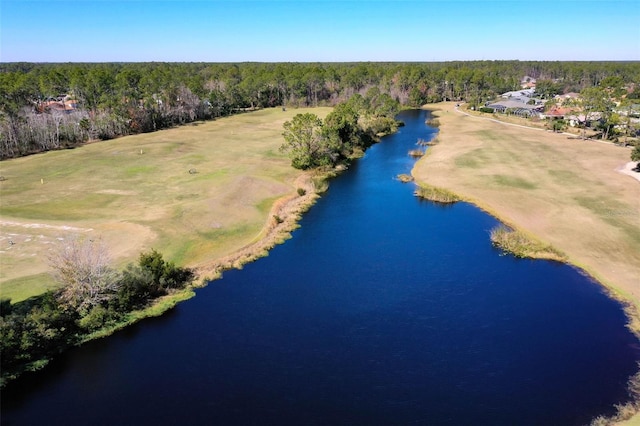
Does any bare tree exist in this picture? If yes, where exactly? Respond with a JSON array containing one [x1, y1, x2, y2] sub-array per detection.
[[49, 237, 120, 314]]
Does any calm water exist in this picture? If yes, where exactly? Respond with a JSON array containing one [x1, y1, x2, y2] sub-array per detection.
[[3, 110, 639, 425]]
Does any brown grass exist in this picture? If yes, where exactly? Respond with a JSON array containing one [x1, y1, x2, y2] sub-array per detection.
[[490, 225, 566, 261], [414, 183, 460, 204]]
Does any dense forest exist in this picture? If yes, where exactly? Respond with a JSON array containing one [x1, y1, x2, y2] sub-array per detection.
[[1, 61, 639, 159]]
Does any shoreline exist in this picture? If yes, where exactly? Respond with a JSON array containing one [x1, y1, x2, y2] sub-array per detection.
[[1, 172, 325, 387], [413, 170, 640, 425], [413, 103, 640, 320], [194, 171, 325, 283], [412, 102, 640, 424]]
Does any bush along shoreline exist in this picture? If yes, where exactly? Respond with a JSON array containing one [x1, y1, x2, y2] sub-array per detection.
[[0, 246, 195, 387], [490, 224, 567, 261]]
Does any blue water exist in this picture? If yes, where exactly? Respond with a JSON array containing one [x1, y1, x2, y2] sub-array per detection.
[[3, 110, 639, 425]]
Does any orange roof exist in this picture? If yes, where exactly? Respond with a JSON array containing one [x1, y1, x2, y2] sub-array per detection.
[[546, 107, 572, 117]]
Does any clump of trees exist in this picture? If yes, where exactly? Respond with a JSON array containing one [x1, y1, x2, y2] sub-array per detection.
[[0, 239, 194, 386], [280, 92, 400, 169]]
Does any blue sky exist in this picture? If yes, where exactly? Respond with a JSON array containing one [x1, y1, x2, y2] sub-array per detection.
[[1, 0, 639, 62]]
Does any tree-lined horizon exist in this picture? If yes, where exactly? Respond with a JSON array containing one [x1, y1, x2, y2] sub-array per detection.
[[1, 61, 639, 159]]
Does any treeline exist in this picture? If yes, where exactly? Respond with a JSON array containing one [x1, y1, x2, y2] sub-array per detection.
[[1, 61, 639, 159], [0, 244, 194, 386]]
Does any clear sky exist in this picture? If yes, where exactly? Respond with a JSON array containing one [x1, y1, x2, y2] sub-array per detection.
[[1, 0, 639, 62]]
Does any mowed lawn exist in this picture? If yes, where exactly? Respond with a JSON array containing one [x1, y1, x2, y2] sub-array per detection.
[[0, 107, 331, 302], [413, 103, 640, 315]]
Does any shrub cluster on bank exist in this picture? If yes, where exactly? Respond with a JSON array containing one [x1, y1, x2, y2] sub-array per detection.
[[0, 247, 194, 387]]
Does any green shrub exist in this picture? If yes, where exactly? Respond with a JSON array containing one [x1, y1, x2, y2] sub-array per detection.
[[78, 305, 111, 331]]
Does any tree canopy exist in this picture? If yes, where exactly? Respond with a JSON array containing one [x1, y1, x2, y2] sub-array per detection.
[[1, 61, 639, 159]]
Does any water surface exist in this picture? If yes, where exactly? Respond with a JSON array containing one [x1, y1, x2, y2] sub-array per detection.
[[3, 110, 639, 425]]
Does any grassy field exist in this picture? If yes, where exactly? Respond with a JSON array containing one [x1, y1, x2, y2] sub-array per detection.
[[413, 102, 640, 328], [0, 107, 331, 302]]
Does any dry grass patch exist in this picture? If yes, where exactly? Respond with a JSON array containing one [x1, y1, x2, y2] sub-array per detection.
[[490, 225, 566, 261], [414, 183, 460, 204]]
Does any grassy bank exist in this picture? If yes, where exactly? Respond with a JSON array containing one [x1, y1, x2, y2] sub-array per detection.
[[413, 102, 639, 317], [0, 107, 331, 302], [412, 102, 640, 425]]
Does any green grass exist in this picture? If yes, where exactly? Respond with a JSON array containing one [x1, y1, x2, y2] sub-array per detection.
[[0, 273, 60, 303], [547, 169, 582, 185], [2, 193, 120, 220], [123, 165, 158, 177], [256, 196, 282, 214], [574, 196, 640, 246], [454, 155, 481, 168], [491, 175, 537, 190]]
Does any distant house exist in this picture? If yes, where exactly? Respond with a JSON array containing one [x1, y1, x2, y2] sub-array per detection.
[[521, 76, 537, 89], [553, 93, 580, 105], [36, 96, 78, 114], [486, 98, 544, 117], [542, 107, 573, 120], [501, 88, 536, 99], [565, 112, 602, 127]]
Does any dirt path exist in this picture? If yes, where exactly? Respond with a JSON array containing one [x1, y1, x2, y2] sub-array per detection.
[[0, 220, 93, 232]]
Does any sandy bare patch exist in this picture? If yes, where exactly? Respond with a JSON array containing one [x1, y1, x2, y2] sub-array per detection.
[[0, 220, 93, 232], [619, 161, 640, 183], [0, 220, 156, 287], [96, 189, 137, 195]]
